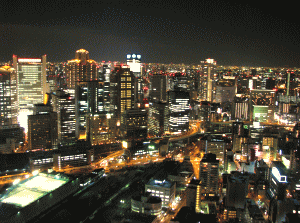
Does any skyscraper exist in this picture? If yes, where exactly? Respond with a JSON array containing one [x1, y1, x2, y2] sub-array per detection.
[[168, 91, 190, 134], [110, 66, 135, 122], [198, 59, 216, 102], [198, 153, 219, 195], [28, 104, 57, 151], [149, 73, 167, 103], [65, 49, 98, 90], [75, 80, 105, 139], [127, 54, 142, 103], [13, 55, 48, 130], [51, 90, 75, 146], [0, 66, 18, 126]]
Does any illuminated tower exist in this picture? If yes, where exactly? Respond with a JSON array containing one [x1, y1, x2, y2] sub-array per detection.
[[0, 66, 18, 126], [168, 91, 190, 134], [65, 49, 98, 90], [13, 55, 48, 130], [126, 54, 142, 104], [199, 59, 216, 102], [109, 66, 135, 139]]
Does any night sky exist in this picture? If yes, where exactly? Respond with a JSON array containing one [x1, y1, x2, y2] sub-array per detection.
[[1, 0, 300, 67]]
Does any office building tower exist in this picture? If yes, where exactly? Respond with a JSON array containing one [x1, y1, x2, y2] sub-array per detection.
[[200, 135, 231, 168], [109, 66, 135, 135], [51, 90, 75, 146], [65, 49, 98, 90], [198, 153, 219, 195], [148, 102, 168, 137], [250, 89, 276, 122], [170, 72, 190, 92], [13, 55, 48, 130], [215, 79, 236, 104], [75, 81, 105, 139], [149, 73, 167, 102], [99, 64, 111, 113], [267, 161, 288, 201], [168, 91, 190, 134], [199, 101, 211, 122], [145, 179, 176, 207], [28, 104, 57, 151], [232, 96, 250, 121], [127, 54, 143, 103], [198, 59, 216, 102], [0, 66, 18, 126], [120, 108, 148, 147], [0, 124, 24, 154], [226, 172, 249, 209]]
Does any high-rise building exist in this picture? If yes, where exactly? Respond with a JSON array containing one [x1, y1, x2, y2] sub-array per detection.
[[75, 81, 105, 139], [110, 66, 135, 137], [127, 54, 143, 103], [168, 91, 190, 134], [226, 172, 249, 209], [215, 79, 236, 104], [65, 49, 98, 90], [198, 153, 219, 195], [0, 66, 18, 126], [148, 102, 168, 137], [149, 73, 167, 103], [250, 89, 276, 122], [232, 96, 250, 121], [13, 55, 48, 130], [198, 59, 216, 102], [27, 104, 57, 151], [120, 108, 148, 146], [51, 90, 75, 146]]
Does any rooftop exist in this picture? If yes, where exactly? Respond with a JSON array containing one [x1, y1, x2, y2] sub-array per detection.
[[0, 173, 69, 208], [146, 179, 174, 189]]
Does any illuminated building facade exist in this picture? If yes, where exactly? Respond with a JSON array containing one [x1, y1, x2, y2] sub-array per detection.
[[145, 179, 176, 207], [65, 49, 98, 90], [131, 191, 162, 216], [148, 102, 168, 137], [250, 89, 276, 122], [28, 104, 57, 151], [198, 153, 219, 195], [75, 81, 105, 139], [120, 108, 148, 144], [232, 96, 250, 121], [267, 161, 288, 200], [109, 66, 135, 137], [13, 55, 48, 130], [51, 90, 75, 146], [198, 59, 216, 102], [0, 66, 18, 126], [127, 54, 143, 103], [168, 91, 190, 134]]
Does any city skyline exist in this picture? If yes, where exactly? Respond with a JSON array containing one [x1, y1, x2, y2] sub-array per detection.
[[1, 1, 300, 67]]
